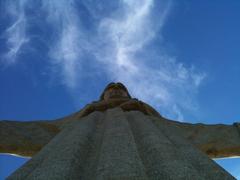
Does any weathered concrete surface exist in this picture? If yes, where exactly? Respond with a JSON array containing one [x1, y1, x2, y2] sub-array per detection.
[[7, 108, 236, 180], [0, 97, 161, 157], [0, 120, 59, 157], [1, 82, 239, 179], [2, 88, 239, 159], [151, 116, 240, 158]]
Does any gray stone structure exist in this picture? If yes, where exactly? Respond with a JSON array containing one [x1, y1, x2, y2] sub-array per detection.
[[1, 82, 239, 179]]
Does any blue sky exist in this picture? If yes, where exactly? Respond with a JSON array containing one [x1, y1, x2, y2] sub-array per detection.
[[0, 0, 240, 179]]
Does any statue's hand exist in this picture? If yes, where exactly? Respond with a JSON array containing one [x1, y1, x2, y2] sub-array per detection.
[[78, 101, 109, 118], [78, 104, 96, 118], [78, 98, 160, 118], [119, 99, 146, 113], [120, 99, 160, 117], [79, 99, 141, 118]]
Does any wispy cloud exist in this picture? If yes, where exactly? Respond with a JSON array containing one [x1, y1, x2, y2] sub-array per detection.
[[42, 0, 88, 88], [1, 0, 206, 120], [95, 0, 205, 120], [2, 0, 29, 64]]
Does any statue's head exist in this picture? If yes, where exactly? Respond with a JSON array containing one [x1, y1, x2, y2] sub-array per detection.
[[100, 82, 131, 100]]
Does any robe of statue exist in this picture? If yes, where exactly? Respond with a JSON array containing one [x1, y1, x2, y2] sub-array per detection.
[[1, 82, 240, 180]]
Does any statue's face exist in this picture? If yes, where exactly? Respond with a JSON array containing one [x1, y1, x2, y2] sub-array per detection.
[[103, 83, 129, 100]]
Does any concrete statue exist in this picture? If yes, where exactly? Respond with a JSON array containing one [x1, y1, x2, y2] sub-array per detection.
[[1, 82, 239, 179]]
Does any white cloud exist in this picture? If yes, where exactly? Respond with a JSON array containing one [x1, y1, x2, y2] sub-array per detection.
[[1, 0, 206, 120], [2, 0, 29, 64], [42, 0, 88, 88], [95, 0, 206, 120]]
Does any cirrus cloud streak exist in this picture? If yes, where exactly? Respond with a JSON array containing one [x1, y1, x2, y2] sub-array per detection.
[[1, 0, 206, 120]]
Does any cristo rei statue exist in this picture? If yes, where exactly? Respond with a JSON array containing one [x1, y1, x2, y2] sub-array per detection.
[[1, 82, 239, 179]]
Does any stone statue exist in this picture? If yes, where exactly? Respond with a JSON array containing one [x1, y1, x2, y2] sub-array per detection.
[[1, 82, 239, 179]]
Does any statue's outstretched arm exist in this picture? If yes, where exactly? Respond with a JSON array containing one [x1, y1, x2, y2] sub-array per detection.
[[163, 119, 240, 158], [0, 100, 147, 157], [0, 102, 98, 157], [0, 120, 60, 157]]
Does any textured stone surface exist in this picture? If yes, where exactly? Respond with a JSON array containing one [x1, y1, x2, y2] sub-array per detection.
[[8, 112, 100, 179], [1, 82, 239, 179], [0, 120, 59, 156], [95, 108, 147, 179], [151, 116, 240, 158], [7, 108, 236, 180]]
